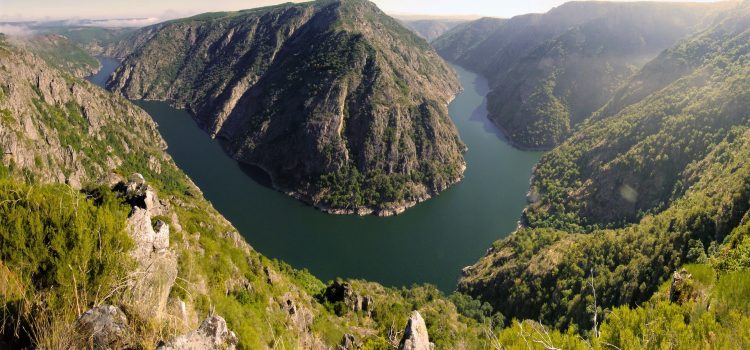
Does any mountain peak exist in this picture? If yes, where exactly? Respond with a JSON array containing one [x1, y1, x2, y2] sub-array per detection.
[[106, 0, 464, 215]]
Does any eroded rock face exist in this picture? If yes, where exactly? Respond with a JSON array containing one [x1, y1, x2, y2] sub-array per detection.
[[157, 315, 238, 350], [0, 38, 166, 190], [76, 305, 131, 350], [398, 311, 433, 350], [121, 174, 178, 319]]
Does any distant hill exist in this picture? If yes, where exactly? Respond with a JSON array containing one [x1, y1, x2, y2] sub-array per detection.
[[459, 0, 750, 335], [434, 1, 727, 149], [396, 15, 479, 41]]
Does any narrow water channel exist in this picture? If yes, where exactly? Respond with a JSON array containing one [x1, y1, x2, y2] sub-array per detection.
[[89, 58, 543, 292]]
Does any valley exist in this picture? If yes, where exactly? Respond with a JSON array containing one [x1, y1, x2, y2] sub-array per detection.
[[2, 0, 750, 348], [91, 58, 542, 292]]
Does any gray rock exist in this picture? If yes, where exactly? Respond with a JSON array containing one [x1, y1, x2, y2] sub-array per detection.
[[398, 311, 433, 350], [76, 305, 130, 350], [337, 333, 356, 350], [128, 173, 146, 185], [123, 178, 177, 319], [157, 315, 238, 350], [153, 220, 170, 252]]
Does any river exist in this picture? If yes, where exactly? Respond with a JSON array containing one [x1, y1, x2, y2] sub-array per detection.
[[88, 57, 543, 292]]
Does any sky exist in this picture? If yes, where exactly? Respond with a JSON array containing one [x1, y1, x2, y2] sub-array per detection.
[[0, 0, 721, 23]]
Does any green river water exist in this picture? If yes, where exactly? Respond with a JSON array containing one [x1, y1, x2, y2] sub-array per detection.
[[89, 58, 543, 292]]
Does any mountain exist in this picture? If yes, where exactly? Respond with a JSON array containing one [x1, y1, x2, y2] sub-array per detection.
[[3, 4, 750, 347], [35, 26, 137, 56], [12, 34, 100, 78], [396, 16, 476, 42], [434, 1, 725, 149], [0, 34, 490, 349], [459, 0, 750, 333], [105, 0, 466, 216]]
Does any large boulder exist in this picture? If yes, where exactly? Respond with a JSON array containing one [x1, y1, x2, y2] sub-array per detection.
[[76, 305, 131, 349], [398, 311, 433, 350], [157, 315, 238, 350]]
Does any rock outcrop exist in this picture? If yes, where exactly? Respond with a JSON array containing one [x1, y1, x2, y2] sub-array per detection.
[[669, 269, 699, 305], [76, 305, 131, 350], [157, 315, 238, 350], [338, 333, 357, 350], [323, 280, 374, 316], [106, 0, 465, 215], [398, 311, 433, 350], [120, 174, 178, 319]]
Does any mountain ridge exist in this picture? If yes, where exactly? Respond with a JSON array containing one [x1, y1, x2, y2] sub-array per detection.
[[105, 0, 466, 216], [434, 1, 729, 149]]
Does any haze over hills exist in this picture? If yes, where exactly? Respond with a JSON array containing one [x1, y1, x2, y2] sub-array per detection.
[[434, 1, 729, 149], [105, 0, 466, 216], [395, 15, 478, 42], [1, 0, 750, 349]]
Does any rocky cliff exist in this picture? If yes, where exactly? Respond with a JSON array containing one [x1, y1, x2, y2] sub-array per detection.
[[0, 34, 168, 188], [106, 0, 465, 216], [434, 1, 726, 149]]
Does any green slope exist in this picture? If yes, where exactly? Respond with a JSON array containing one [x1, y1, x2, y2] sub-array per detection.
[[459, 2, 750, 338]]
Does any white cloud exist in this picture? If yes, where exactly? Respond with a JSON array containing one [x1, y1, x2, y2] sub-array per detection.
[[0, 24, 35, 37]]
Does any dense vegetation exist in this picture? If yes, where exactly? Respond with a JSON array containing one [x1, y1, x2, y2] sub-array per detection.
[[434, 1, 725, 149], [0, 178, 133, 348], [105, 0, 466, 215], [460, 3, 750, 346]]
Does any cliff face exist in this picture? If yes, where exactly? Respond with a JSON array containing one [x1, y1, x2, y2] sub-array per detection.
[[106, 0, 465, 215], [434, 1, 725, 149], [0, 35, 167, 189]]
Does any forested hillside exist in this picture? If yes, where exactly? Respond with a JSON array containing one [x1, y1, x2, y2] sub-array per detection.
[[434, 1, 725, 149], [459, 2, 750, 344]]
